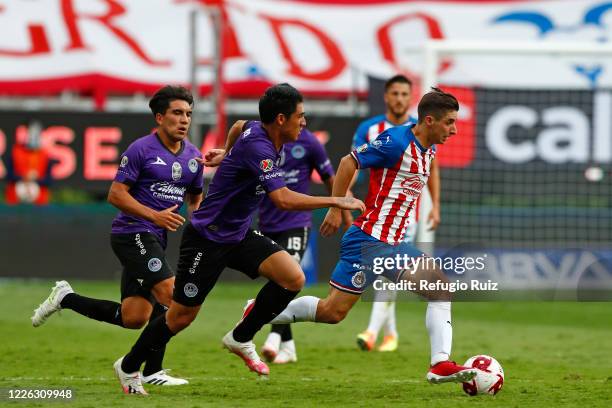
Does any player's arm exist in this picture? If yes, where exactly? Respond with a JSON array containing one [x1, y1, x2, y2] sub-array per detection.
[[320, 154, 359, 237], [185, 192, 203, 219], [267, 186, 364, 212], [107, 181, 185, 231], [202, 120, 247, 167], [323, 175, 354, 229], [427, 157, 441, 230]]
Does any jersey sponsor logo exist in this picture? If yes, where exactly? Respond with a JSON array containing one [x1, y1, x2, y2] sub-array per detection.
[[255, 184, 266, 195], [356, 143, 368, 153], [172, 162, 182, 181], [291, 144, 305, 159], [150, 182, 186, 202], [260, 159, 274, 172], [351, 270, 367, 288], [184, 283, 198, 298], [400, 175, 426, 197], [120, 155, 129, 168], [188, 158, 198, 173], [148, 257, 162, 272], [152, 156, 167, 166]]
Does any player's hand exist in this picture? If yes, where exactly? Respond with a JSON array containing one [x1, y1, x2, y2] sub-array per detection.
[[320, 208, 342, 237], [341, 209, 354, 231], [198, 149, 226, 167], [427, 205, 441, 231], [333, 196, 365, 212], [153, 204, 185, 231]]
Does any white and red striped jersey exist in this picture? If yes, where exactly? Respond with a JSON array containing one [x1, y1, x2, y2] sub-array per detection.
[[351, 125, 435, 245]]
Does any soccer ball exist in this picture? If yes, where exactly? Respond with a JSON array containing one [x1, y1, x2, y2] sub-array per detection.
[[461, 355, 504, 396]]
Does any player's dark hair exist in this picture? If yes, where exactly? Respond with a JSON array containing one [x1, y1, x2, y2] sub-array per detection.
[[384, 74, 412, 91], [149, 85, 194, 116], [417, 87, 459, 122], [259, 83, 303, 124]]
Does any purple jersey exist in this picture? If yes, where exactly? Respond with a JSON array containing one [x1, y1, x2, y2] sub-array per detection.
[[258, 128, 334, 234], [111, 132, 204, 248], [191, 121, 286, 243]]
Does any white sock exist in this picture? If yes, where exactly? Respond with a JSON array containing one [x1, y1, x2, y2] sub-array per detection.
[[366, 301, 389, 336], [383, 301, 398, 338], [270, 296, 319, 324], [279, 339, 296, 354], [426, 301, 452, 365], [264, 332, 281, 351]]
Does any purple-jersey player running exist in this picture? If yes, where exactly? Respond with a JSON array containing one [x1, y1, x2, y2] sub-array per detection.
[[259, 88, 478, 385], [31, 86, 203, 387], [112, 83, 365, 394], [256, 126, 352, 364]]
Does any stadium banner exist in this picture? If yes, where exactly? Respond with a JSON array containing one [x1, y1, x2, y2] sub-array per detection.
[[2, 0, 612, 99]]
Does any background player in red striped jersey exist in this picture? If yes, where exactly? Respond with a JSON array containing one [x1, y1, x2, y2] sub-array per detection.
[[254, 88, 477, 384], [351, 75, 441, 352]]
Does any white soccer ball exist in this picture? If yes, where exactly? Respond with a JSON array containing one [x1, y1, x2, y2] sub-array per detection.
[[461, 355, 504, 396]]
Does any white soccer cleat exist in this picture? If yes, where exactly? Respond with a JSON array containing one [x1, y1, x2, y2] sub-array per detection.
[[261, 332, 281, 362], [142, 369, 189, 386], [31, 280, 73, 327], [273, 340, 297, 364], [114, 357, 148, 395], [222, 330, 269, 376]]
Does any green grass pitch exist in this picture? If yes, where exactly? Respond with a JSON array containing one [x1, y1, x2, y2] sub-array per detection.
[[1, 280, 611, 407]]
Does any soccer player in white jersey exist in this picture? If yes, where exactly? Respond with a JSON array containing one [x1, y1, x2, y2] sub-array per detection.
[[352, 75, 440, 352], [253, 88, 477, 383]]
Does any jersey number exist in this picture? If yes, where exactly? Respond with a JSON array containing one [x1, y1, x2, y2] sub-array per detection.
[[287, 237, 302, 251]]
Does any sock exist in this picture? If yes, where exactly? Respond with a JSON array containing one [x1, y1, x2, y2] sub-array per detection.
[[269, 296, 319, 324], [271, 324, 293, 342], [366, 301, 389, 337], [280, 339, 296, 354], [232, 281, 299, 342], [142, 303, 168, 376], [280, 324, 293, 342], [383, 301, 398, 338], [60, 293, 123, 327], [426, 301, 452, 365], [121, 314, 176, 374]]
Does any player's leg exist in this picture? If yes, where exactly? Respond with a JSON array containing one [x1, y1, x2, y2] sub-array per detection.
[[224, 231, 302, 375], [399, 258, 476, 384], [378, 298, 399, 352], [114, 224, 223, 394], [357, 288, 392, 351], [31, 232, 158, 328], [262, 227, 308, 363]]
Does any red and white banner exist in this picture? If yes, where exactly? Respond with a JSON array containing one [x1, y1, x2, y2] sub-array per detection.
[[1, 0, 612, 101]]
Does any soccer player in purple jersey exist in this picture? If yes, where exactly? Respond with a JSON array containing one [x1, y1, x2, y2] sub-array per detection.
[[261, 88, 478, 385], [31, 86, 203, 387], [112, 83, 365, 394], [257, 126, 352, 364], [352, 75, 441, 353]]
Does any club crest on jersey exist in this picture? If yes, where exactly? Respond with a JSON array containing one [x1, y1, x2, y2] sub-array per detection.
[[260, 159, 274, 172], [356, 143, 368, 153], [172, 162, 182, 181], [148, 257, 162, 272], [184, 283, 198, 298], [371, 139, 383, 149], [291, 145, 305, 159], [188, 158, 198, 173], [120, 156, 128, 168], [351, 271, 366, 288]]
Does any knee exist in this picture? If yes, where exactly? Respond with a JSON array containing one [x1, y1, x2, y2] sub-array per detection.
[[167, 311, 196, 333], [122, 314, 148, 329], [285, 272, 305, 292], [317, 303, 348, 324]]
